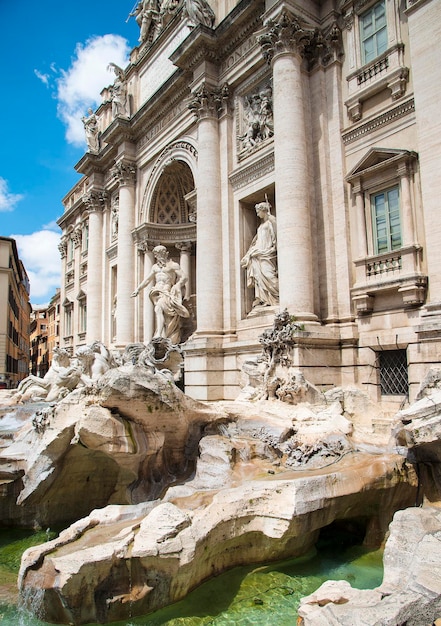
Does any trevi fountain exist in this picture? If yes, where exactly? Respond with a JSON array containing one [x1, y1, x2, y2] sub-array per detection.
[[0, 310, 440, 625]]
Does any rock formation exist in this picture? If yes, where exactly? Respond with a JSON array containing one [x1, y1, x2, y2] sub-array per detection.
[[1, 327, 441, 624], [298, 506, 441, 625]]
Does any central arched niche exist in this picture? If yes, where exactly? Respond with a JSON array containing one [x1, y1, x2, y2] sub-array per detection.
[[147, 159, 197, 343], [149, 160, 195, 225]]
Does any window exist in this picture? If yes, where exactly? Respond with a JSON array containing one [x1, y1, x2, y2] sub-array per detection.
[[64, 307, 72, 337], [79, 299, 87, 333], [360, 0, 387, 65], [379, 349, 408, 395], [372, 186, 401, 254]]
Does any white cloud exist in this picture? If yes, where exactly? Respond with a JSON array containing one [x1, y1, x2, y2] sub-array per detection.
[[56, 34, 131, 146], [34, 69, 50, 86], [0, 177, 23, 212], [12, 230, 61, 305]]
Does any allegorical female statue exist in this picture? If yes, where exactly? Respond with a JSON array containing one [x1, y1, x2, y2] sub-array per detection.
[[241, 199, 279, 308], [81, 108, 100, 153]]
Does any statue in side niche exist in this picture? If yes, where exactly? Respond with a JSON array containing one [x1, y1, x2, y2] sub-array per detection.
[[131, 245, 189, 344], [107, 63, 129, 118], [184, 0, 215, 28], [81, 108, 100, 153], [241, 198, 279, 308]]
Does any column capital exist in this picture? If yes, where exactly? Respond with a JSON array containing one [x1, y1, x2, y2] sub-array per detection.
[[137, 240, 154, 254], [188, 82, 230, 120], [58, 237, 68, 259], [82, 189, 108, 213], [111, 159, 137, 187], [257, 10, 342, 68], [175, 241, 192, 252]]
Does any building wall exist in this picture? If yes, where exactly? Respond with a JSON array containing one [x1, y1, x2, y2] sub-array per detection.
[[57, 0, 441, 407], [0, 237, 31, 388]]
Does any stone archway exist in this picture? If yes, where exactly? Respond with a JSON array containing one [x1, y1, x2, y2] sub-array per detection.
[[134, 158, 197, 344]]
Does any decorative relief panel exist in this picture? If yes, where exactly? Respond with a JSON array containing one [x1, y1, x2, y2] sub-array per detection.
[[237, 84, 274, 156]]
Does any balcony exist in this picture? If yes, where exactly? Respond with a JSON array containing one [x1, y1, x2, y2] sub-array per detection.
[[351, 245, 427, 314], [345, 44, 409, 122]]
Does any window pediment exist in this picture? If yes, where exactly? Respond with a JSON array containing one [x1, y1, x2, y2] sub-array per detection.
[[347, 148, 417, 182]]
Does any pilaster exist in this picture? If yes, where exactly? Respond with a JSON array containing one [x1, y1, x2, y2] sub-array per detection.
[[82, 189, 107, 342], [112, 158, 137, 346], [189, 82, 229, 335]]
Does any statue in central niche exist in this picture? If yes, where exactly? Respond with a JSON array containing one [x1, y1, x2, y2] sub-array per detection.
[[241, 199, 279, 308], [132, 245, 189, 344]]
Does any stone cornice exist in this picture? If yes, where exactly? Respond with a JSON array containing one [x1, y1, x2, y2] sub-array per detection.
[[342, 98, 415, 145], [100, 118, 135, 149], [133, 222, 196, 246], [229, 150, 275, 190], [171, 0, 264, 72]]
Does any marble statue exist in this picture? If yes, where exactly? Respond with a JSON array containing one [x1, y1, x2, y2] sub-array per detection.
[[74, 341, 116, 383], [108, 63, 129, 118], [130, 0, 161, 43], [81, 108, 100, 153], [241, 198, 279, 308], [111, 197, 119, 240], [14, 347, 84, 403], [131, 245, 189, 344], [184, 0, 215, 28]]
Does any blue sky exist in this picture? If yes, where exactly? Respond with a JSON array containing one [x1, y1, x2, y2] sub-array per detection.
[[0, 1, 140, 305]]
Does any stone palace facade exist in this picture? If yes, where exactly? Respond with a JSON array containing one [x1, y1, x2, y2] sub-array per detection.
[[58, 0, 441, 405]]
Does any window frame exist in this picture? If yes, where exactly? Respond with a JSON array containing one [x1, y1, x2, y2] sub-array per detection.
[[371, 185, 401, 255], [359, 0, 388, 65]]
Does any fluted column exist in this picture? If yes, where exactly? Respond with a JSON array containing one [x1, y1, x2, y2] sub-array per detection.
[[189, 83, 227, 334], [258, 11, 316, 320], [176, 242, 192, 300], [112, 159, 137, 345], [83, 190, 106, 342], [140, 243, 154, 342]]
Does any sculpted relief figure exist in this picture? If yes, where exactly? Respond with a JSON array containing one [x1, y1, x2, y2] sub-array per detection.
[[132, 245, 189, 344], [184, 0, 215, 28], [240, 86, 274, 152], [81, 108, 100, 153], [107, 63, 129, 118], [241, 199, 279, 308]]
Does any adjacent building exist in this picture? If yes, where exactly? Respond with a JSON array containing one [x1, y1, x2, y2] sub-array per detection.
[[0, 237, 31, 388], [30, 307, 50, 378], [57, 0, 441, 407]]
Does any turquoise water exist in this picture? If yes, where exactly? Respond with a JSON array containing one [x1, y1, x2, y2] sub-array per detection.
[[0, 528, 383, 626]]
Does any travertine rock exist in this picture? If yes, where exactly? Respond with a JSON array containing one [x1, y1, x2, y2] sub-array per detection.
[[298, 506, 441, 626], [18, 452, 417, 624]]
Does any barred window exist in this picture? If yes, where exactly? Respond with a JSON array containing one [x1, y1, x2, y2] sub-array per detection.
[[379, 349, 408, 395]]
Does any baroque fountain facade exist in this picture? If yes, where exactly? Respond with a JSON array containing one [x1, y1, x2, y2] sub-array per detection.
[[3, 0, 441, 623]]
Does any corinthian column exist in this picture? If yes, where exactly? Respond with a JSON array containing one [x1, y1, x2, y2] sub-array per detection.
[[189, 83, 227, 334], [112, 159, 136, 345], [83, 190, 106, 342], [258, 11, 316, 320]]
